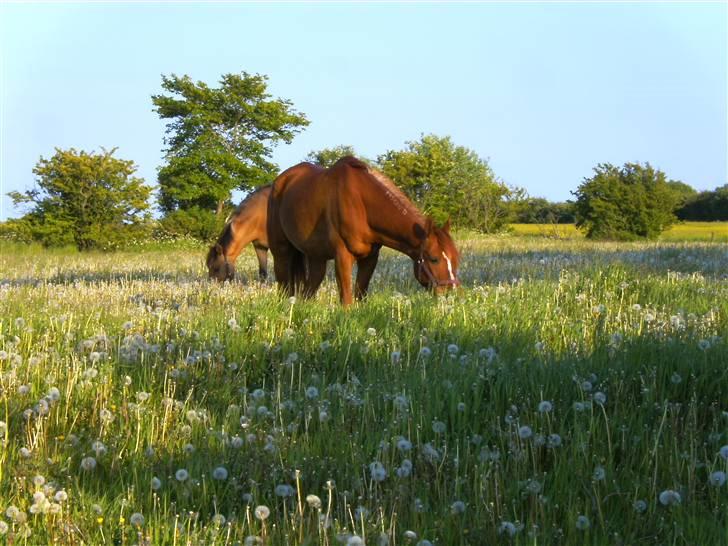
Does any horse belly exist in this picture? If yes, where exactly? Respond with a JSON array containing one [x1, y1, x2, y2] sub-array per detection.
[[280, 199, 335, 259]]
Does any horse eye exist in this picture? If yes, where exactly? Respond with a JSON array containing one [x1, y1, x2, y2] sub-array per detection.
[[429, 256, 439, 264]]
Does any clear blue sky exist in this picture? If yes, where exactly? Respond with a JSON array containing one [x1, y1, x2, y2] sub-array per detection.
[[1, 1, 726, 220]]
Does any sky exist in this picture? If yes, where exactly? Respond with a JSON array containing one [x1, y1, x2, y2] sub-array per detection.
[[1, 1, 726, 220]]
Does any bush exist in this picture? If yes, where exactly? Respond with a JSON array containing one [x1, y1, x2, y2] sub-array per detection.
[[7, 147, 151, 251], [573, 162, 678, 240]]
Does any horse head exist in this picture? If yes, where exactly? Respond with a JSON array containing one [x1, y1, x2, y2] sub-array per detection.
[[206, 243, 235, 282], [412, 218, 461, 293]]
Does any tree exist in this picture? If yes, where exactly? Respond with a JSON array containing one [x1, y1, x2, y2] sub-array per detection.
[[377, 134, 511, 232], [573, 162, 678, 240], [152, 72, 309, 237], [509, 196, 575, 224], [6, 148, 151, 250], [677, 184, 728, 221], [666, 180, 697, 210], [304, 145, 360, 168]]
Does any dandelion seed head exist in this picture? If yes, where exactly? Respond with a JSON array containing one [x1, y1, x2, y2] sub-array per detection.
[[518, 425, 533, 439], [306, 494, 322, 509], [575, 515, 590, 530], [80, 456, 97, 471], [538, 400, 553, 413], [709, 471, 726, 487], [274, 484, 294, 497], [432, 420, 446, 434], [212, 466, 228, 480], [254, 505, 270, 520], [498, 521, 517, 537], [718, 445, 728, 460], [658, 489, 682, 506], [369, 461, 387, 482]]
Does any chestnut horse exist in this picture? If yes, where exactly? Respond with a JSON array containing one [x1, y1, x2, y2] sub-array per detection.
[[206, 185, 271, 282], [267, 156, 460, 305]]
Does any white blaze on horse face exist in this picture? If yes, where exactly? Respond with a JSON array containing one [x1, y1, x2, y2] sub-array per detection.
[[442, 251, 455, 281]]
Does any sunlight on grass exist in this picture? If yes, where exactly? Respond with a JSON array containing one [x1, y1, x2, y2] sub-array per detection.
[[0, 237, 726, 545], [509, 222, 728, 242]]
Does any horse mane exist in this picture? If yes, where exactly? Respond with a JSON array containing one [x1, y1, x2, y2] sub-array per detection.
[[362, 164, 425, 223]]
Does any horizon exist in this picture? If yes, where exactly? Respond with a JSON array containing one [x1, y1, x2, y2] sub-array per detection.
[[1, 1, 726, 220]]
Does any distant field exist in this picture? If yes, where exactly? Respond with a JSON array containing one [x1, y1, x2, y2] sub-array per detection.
[[509, 222, 728, 242]]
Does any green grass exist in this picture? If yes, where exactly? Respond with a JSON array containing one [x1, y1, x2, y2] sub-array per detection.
[[0, 237, 726, 545], [509, 221, 728, 242]]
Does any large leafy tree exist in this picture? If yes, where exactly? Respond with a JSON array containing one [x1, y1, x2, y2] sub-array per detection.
[[6, 148, 151, 250], [152, 72, 309, 223], [377, 134, 511, 232], [573, 162, 679, 240]]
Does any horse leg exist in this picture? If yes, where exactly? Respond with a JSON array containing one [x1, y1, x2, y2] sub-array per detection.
[[354, 246, 381, 300], [303, 258, 327, 299], [272, 245, 297, 297], [253, 244, 268, 281], [334, 248, 356, 306], [288, 251, 308, 296]]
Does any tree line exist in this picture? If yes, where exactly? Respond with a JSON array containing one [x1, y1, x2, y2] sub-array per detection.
[[2, 71, 726, 250]]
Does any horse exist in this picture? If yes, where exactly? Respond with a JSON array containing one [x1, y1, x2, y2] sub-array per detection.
[[206, 185, 272, 282], [267, 156, 460, 305]]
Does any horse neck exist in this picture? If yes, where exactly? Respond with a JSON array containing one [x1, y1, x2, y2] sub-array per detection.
[[363, 179, 425, 259], [220, 211, 254, 261]]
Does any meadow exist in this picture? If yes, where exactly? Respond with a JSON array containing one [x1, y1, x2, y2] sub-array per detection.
[[509, 222, 728, 242], [0, 234, 726, 545]]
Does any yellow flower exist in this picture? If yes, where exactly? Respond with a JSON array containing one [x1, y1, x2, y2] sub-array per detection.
[[118, 516, 125, 524], [97, 517, 104, 524]]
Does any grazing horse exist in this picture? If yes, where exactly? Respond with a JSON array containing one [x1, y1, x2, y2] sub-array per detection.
[[267, 156, 460, 305], [206, 185, 271, 282]]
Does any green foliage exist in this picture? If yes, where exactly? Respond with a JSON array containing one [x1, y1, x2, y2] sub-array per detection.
[[573, 162, 678, 240], [665, 180, 697, 209], [157, 206, 228, 242], [677, 184, 728, 221], [510, 196, 575, 224], [153, 72, 309, 227], [377, 134, 511, 232], [6, 148, 151, 250], [304, 145, 361, 167]]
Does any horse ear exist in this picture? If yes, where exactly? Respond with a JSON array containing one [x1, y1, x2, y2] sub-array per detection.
[[425, 217, 434, 234], [441, 218, 451, 234]]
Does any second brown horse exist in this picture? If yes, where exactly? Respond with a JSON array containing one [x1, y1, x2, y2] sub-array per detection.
[[207, 185, 271, 282], [267, 156, 460, 305]]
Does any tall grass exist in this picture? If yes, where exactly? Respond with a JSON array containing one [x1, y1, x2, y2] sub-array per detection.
[[0, 237, 726, 545]]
